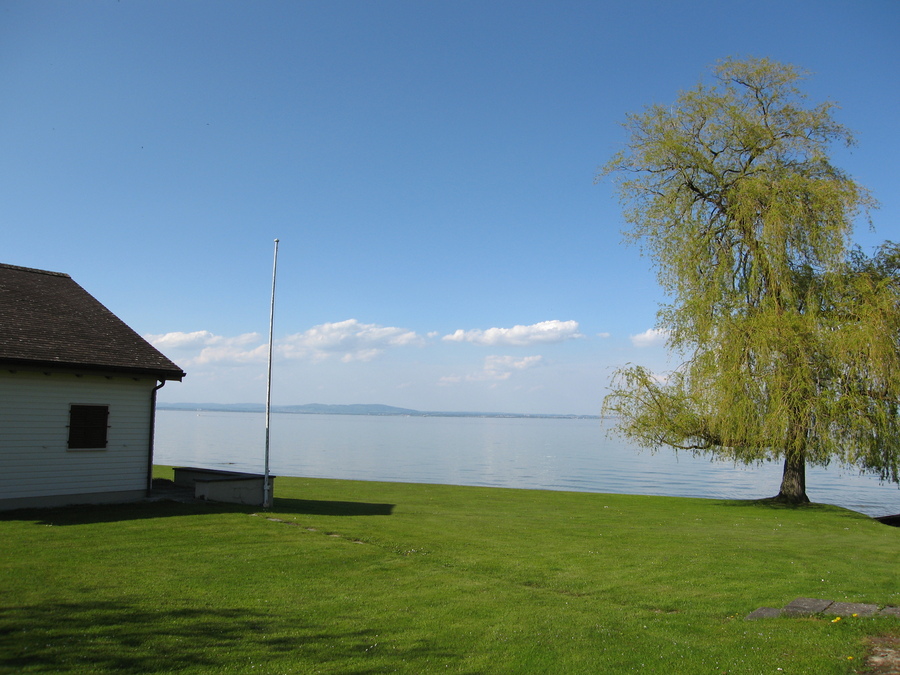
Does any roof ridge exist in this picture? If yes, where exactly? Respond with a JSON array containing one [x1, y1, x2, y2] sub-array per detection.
[[0, 263, 70, 278]]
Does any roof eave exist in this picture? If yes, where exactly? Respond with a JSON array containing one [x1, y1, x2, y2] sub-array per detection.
[[0, 358, 186, 381]]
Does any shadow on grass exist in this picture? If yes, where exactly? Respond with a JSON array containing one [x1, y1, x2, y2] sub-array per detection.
[[0, 497, 394, 526], [722, 498, 842, 512], [272, 497, 394, 516], [717, 497, 894, 522], [0, 500, 253, 526], [0, 600, 439, 674]]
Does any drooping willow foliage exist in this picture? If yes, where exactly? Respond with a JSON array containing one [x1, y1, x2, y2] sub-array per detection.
[[599, 57, 899, 502]]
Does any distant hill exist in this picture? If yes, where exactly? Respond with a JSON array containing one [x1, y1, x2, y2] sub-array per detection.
[[278, 403, 420, 416], [157, 402, 599, 419], [157, 402, 417, 415]]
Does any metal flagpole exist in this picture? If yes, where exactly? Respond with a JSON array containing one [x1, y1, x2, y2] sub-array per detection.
[[264, 238, 280, 508]]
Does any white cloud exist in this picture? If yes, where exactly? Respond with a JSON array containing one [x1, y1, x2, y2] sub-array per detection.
[[279, 319, 424, 362], [147, 320, 423, 366], [630, 328, 669, 348], [146, 330, 261, 350], [196, 341, 268, 365], [442, 320, 582, 346], [440, 354, 544, 384], [483, 354, 543, 380], [146, 331, 265, 365]]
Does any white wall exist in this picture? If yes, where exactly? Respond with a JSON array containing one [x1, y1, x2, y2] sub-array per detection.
[[0, 370, 157, 507]]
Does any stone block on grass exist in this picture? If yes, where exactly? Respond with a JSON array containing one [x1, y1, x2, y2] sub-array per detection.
[[782, 598, 833, 616], [824, 602, 879, 617], [745, 607, 782, 620]]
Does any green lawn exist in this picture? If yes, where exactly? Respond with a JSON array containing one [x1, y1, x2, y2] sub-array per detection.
[[2, 468, 898, 673]]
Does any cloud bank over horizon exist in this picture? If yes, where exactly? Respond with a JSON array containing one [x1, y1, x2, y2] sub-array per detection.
[[147, 317, 627, 412], [147, 320, 425, 366], [149, 319, 592, 368]]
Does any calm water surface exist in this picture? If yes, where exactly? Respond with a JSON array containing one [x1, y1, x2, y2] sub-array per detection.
[[154, 410, 900, 517]]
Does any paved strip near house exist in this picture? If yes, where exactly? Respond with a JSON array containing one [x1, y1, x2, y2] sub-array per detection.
[[747, 598, 900, 620]]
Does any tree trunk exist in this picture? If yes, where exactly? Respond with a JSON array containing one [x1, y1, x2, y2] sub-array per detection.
[[774, 449, 809, 504]]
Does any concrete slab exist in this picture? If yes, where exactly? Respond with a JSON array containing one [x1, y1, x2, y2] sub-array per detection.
[[745, 607, 783, 620], [825, 602, 879, 617], [783, 598, 833, 616], [744, 600, 900, 622]]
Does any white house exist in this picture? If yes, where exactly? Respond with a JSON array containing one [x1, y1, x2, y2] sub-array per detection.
[[0, 263, 185, 510]]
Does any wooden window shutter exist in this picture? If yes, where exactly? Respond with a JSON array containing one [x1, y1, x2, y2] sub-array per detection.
[[68, 405, 109, 449]]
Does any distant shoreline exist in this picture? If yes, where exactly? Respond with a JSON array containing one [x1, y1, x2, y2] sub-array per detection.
[[157, 402, 602, 420]]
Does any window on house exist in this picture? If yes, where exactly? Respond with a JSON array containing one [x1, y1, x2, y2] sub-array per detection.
[[68, 405, 109, 449]]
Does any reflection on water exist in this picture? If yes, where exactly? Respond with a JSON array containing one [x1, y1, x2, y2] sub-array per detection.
[[154, 410, 900, 517]]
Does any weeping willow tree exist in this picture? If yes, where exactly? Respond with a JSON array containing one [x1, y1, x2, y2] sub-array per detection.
[[599, 57, 900, 503]]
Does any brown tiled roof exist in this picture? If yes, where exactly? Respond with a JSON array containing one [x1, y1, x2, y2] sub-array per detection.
[[0, 263, 185, 380]]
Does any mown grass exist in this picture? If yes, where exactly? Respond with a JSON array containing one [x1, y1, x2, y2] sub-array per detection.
[[1, 468, 898, 673]]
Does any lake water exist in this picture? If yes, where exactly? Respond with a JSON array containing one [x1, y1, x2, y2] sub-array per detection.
[[154, 409, 900, 517]]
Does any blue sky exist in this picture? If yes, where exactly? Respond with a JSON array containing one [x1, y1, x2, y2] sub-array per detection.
[[3, 1, 898, 415]]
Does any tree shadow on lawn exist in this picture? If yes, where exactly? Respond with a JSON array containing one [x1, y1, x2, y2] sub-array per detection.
[[874, 513, 900, 527], [0, 498, 394, 527], [718, 498, 897, 524], [0, 599, 438, 674]]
